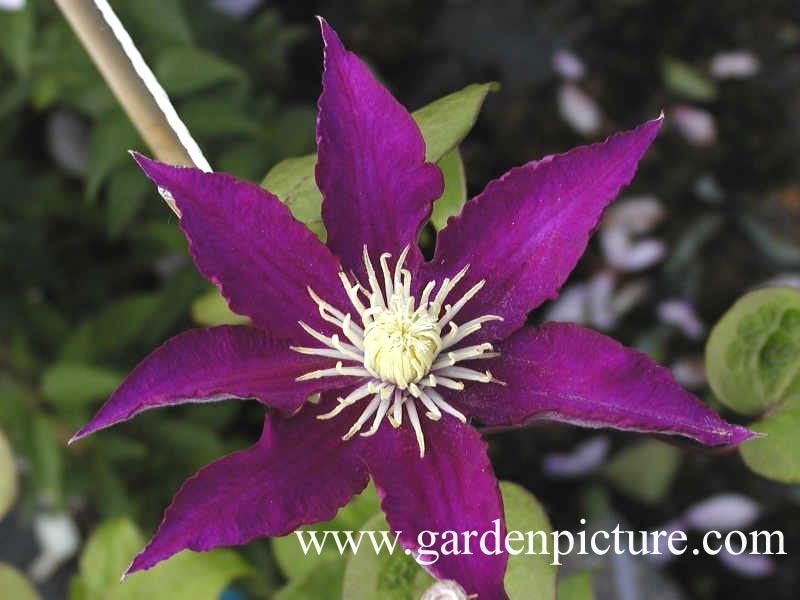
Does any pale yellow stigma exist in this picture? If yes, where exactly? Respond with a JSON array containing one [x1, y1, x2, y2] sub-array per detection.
[[363, 295, 441, 389], [291, 245, 503, 457]]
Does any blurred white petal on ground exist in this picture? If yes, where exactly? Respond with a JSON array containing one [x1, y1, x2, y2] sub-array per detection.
[[558, 83, 602, 135], [29, 512, 80, 582], [672, 105, 717, 147], [600, 195, 666, 272], [710, 51, 760, 79], [657, 299, 705, 340], [542, 436, 610, 478], [552, 49, 586, 81]]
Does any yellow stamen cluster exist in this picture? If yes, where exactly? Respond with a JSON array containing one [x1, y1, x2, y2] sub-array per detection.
[[292, 246, 503, 457]]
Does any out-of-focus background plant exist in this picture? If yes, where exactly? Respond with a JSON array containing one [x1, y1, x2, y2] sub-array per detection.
[[1, 1, 799, 599]]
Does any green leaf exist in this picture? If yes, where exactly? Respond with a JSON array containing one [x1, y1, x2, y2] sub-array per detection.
[[0, 1, 34, 77], [144, 420, 226, 471], [60, 294, 161, 363], [191, 289, 250, 326], [77, 518, 145, 600], [260, 154, 324, 239], [112, 549, 251, 600], [155, 48, 245, 97], [74, 517, 253, 600], [273, 557, 347, 600], [340, 512, 434, 600], [413, 82, 498, 163], [500, 481, 557, 600], [429, 149, 467, 231], [86, 113, 140, 202], [179, 98, 260, 138], [340, 481, 555, 599], [0, 428, 18, 521], [739, 405, 800, 483], [119, 0, 193, 45], [557, 570, 595, 600], [603, 440, 681, 505], [41, 364, 123, 411], [706, 287, 800, 416], [260, 82, 497, 240], [273, 482, 380, 581], [661, 59, 717, 102], [30, 414, 64, 507], [107, 168, 151, 238], [0, 562, 41, 600]]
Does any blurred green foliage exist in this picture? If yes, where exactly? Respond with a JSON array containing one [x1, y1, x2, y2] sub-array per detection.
[[0, 4, 319, 595]]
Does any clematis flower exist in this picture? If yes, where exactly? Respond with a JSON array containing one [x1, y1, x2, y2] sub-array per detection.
[[71, 19, 753, 598]]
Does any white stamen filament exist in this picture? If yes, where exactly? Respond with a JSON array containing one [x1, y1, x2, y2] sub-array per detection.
[[293, 246, 502, 457]]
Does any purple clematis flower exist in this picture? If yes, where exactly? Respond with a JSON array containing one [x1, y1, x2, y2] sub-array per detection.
[[71, 19, 753, 598]]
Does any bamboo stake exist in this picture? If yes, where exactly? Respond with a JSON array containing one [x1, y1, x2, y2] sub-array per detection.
[[54, 0, 212, 215]]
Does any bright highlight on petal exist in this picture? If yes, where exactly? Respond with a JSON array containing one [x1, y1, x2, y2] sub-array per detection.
[[292, 246, 503, 457]]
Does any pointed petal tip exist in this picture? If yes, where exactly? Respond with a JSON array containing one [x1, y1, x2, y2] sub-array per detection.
[[129, 150, 150, 166], [731, 425, 762, 445], [68, 424, 95, 445], [317, 16, 341, 49], [129, 152, 162, 180], [121, 558, 136, 582]]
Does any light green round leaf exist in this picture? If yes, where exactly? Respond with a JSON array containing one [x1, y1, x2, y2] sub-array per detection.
[[75, 517, 253, 600], [112, 549, 251, 600], [706, 287, 800, 416], [500, 481, 556, 600], [260, 82, 497, 241], [0, 562, 41, 600], [191, 289, 251, 326], [340, 512, 434, 600], [603, 440, 681, 505], [0, 429, 18, 521], [429, 149, 467, 231], [273, 482, 380, 581], [557, 570, 595, 600], [273, 556, 347, 600], [740, 406, 800, 483], [41, 363, 123, 411], [77, 518, 145, 600]]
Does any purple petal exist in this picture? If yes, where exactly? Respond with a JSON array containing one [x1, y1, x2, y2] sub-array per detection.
[[133, 154, 349, 341], [71, 326, 351, 442], [315, 19, 443, 277], [125, 400, 369, 575], [360, 416, 508, 598], [419, 118, 662, 344], [457, 322, 753, 446]]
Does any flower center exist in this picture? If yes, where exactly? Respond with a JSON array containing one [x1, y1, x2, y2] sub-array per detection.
[[292, 246, 503, 457], [362, 295, 441, 389]]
